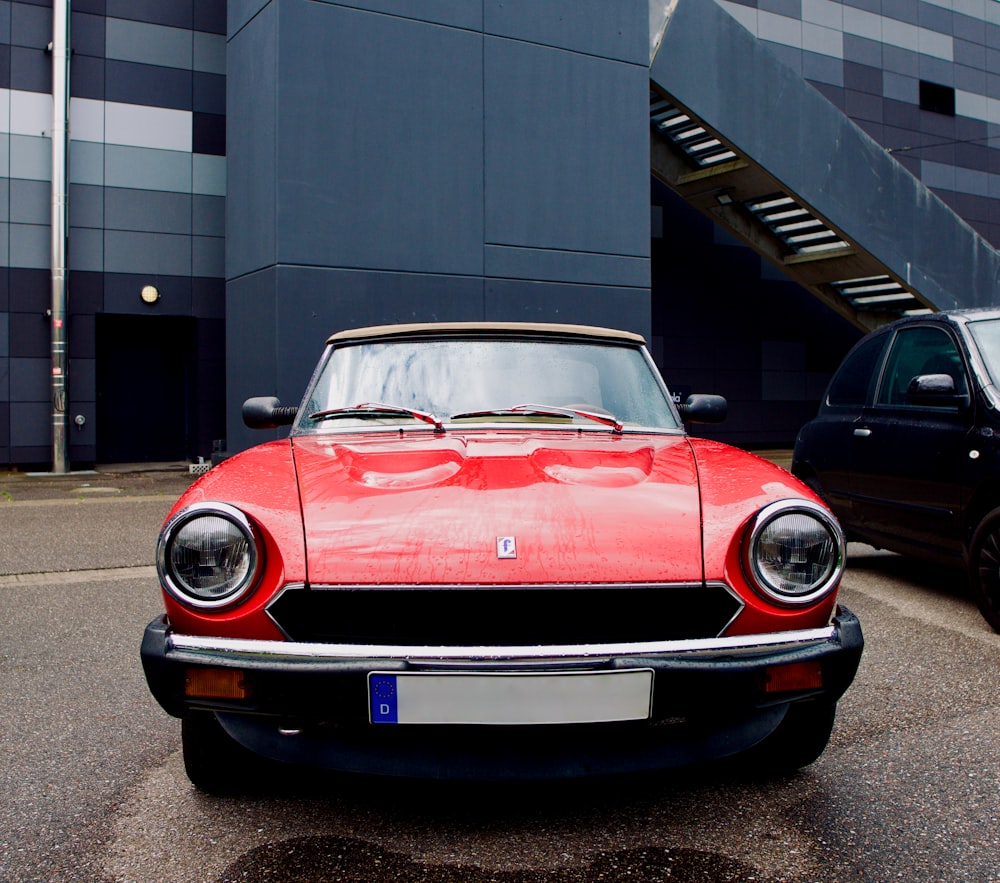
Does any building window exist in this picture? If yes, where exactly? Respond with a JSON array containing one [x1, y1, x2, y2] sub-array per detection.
[[919, 81, 955, 116]]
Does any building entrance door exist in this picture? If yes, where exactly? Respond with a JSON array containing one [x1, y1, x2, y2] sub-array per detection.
[[96, 314, 195, 464]]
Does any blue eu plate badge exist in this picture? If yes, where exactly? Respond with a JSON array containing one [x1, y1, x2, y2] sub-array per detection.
[[369, 674, 398, 724]]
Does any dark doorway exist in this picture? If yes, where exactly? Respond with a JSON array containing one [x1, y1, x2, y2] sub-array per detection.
[[96, 314, 196, 463]]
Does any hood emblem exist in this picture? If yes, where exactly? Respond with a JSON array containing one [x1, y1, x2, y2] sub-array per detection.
[[496, 536, 517, 559]]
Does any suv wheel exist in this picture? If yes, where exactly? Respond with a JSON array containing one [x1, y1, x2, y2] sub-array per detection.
[[968, 508, 1000, 633]]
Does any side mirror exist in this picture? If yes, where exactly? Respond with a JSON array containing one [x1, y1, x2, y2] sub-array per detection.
[[905, 374, 969, 409], [242, 396, 298, 429], [678, 393, 727, 424]]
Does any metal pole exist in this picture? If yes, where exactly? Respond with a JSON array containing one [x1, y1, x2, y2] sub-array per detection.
[[50, 0, 70, 473]]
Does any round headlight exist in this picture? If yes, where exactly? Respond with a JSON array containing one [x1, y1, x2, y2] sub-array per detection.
[[157, 503, 263, 608], [743, 499, 844, 606]]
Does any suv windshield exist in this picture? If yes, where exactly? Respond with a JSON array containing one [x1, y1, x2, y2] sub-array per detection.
[[294, 337, 680, 434], [967, 318, 1000, 386]]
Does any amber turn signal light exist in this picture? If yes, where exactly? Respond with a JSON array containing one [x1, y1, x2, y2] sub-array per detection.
[[184, 667, 250, 700], [760, 660, 823, 693]]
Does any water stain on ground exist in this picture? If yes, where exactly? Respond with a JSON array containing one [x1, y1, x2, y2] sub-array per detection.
[[220, 836, 779, 883]]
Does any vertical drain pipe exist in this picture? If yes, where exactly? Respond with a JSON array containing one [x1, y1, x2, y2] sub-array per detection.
[[50, 0, 70, 473]]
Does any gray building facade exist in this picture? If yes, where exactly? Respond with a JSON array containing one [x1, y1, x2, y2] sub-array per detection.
[[0, 0, 998, 466], [224, 0, 653, 454]]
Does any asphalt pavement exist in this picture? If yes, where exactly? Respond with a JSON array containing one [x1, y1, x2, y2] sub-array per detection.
[[0, 462, 198, 883]]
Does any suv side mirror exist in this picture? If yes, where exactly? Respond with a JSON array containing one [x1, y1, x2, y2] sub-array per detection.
[[242, 396, 298, 429], [905, 374, 969, 409], [678, 394, 727, 424]]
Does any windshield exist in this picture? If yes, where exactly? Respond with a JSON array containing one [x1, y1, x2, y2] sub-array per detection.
[[966, 318, 1000, 386], [293, 337, 680, 434]]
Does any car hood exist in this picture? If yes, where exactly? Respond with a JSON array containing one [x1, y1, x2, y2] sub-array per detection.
[[291, 433, 704, 585]]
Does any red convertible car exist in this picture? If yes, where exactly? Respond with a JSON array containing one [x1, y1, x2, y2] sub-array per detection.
[[141, 322, 862, 792]]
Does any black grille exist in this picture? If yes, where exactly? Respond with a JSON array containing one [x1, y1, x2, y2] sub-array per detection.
[[266, 583, 742, 645]]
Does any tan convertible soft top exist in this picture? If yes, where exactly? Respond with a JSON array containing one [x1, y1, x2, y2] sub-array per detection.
[[327, 321, 646, 346]]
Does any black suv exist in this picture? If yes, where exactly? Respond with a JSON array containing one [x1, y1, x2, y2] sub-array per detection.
[[792, 309, 1000, 633]]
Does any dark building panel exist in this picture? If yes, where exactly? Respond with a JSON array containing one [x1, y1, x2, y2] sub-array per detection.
[[844, 61, 883, 95], [68, 271, 104, 315], [193, 111, 226, 155], [324, 0, 481, 29], [192, 276, 225, 318], [10, 2, 48, 48], [193, 71, 225, 114], [226, 1, 276, 279], [105, 60, 192, 111], [274, 1, 484, 275], [0, 45, 10, 89], [485, 279, 650, 341], [225, 267, 278, 453], [10, 44, 50, 92], [70, 54, 104, 100], [75, 0, 106, 13], [9, 269, 47, 312], [484, 245, 649, 290], [105, 188, 192, 236], [192, 194, 225, 237], [69, 184, 104, 229], [193, 0, 226, 34], [68, 356, 95, 407], [10, 312, 48, 358], [844, 88, 884, 123], [71, 10, 105, 57], [106, 0, 192, 29], [484, 0, 647, 64], [68, 313, 96, 359], [484, 37, 649, 260], [10, 361, 49, 403]]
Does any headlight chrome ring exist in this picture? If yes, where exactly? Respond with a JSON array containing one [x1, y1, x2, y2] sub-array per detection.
[[157, 502, 264, 609], [742, 499, 845, 606]]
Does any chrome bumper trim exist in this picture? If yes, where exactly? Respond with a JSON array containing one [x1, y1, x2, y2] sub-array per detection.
[[166, 625, 838, 664]]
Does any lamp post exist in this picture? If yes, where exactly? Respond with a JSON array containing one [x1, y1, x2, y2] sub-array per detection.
[[50, 0, 71, 473]]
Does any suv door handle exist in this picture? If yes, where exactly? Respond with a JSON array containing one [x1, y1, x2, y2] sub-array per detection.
[[853, 428, 872, 437]]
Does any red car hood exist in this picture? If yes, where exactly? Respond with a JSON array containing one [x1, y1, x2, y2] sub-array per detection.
[[291, 433, 703, 585]]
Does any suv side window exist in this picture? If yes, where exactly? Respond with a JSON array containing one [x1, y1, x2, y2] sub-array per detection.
[[876, 326, 968, 408], [826, 333, 888, 407]]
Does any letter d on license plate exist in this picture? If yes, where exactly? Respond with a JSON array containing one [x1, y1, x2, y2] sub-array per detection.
[[368, 670, 653, 725]]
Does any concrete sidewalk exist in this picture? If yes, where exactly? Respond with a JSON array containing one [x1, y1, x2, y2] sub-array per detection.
[[0, 462, 198, 504]]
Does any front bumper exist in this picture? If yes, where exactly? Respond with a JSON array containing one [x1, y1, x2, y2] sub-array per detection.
[[142, 606, 862, 722], [143, 608, 862, 776]]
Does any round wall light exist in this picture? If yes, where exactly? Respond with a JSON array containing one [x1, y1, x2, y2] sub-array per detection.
[[141, 284, 160, 305]]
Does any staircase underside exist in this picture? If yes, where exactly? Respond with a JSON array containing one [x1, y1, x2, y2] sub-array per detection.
[[649, 0, 1000, 331]]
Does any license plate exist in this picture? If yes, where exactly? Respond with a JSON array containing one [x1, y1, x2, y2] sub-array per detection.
[[368, 669, 653, 725]]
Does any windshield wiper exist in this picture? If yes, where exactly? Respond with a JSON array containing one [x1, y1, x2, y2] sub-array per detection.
[[450, 404, 623, 433], [308, 402, 444, 432]]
